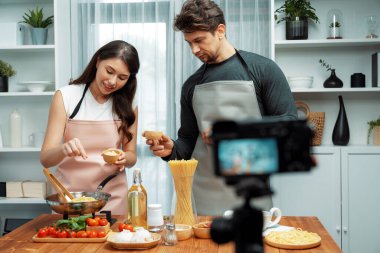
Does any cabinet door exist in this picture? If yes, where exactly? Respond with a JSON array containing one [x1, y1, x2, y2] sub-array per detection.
[[271, 147, 341, 247], [341, 147, 380, 253]]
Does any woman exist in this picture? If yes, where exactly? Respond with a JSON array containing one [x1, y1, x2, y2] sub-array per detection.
[[40, 40, 139, 214]]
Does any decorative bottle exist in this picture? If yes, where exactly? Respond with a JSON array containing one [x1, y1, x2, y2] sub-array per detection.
[[10, 109, 22, 147], [332, 95, 350, 145], [324, 69, 343, 88], [127, 168, 147, 228]]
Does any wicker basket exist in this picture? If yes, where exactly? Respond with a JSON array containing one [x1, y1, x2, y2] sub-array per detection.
[[295, 101, 325, 146]]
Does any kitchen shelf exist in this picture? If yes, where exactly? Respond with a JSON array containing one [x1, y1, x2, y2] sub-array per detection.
[[275, 38, 380, 48], [0, 45, 55, 53], [0, 147, 41, 153], [0, 92, 54, 96], [0, 197, 46, 204], [291, 87, 380, 93]]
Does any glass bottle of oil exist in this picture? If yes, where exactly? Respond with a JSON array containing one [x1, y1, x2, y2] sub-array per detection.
[[127, 168, 147, 228]]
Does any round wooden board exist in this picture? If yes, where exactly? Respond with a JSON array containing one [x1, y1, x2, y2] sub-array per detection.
[[107, 232, 161, 249], [264, 237, 321, 250]]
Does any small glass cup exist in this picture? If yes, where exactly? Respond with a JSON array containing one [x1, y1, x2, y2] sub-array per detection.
[[366, 15, 379, 38], [147, 204, 164, 232]]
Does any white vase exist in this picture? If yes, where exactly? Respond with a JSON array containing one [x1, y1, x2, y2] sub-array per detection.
[[10, 109, 22, 148], [31, 28, 48, 45]]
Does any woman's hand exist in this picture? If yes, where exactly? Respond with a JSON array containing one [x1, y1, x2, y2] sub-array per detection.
[[201, 127, 213, 145], [145, 134, 174, 158], [114, 151, 127, 172], [62, 137, 88, 160]]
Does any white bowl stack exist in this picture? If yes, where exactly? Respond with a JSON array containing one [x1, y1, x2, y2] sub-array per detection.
[[287, 76, 313, 89]]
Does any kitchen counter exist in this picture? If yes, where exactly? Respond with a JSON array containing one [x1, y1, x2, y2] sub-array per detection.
[[0, 214, 342, 253]]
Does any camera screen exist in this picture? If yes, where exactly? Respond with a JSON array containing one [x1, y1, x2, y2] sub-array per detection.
[[217, 138, 279, 176]]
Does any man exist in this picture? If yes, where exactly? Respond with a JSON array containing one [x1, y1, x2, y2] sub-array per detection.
[[145, 0, 297, 215]]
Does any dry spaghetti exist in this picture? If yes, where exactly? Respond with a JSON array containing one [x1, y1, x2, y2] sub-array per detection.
[[265, 228, 321, 245], [168, 159, 198, 226]]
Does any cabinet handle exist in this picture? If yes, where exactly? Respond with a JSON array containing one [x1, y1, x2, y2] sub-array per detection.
[[336, 226, 341, 233], [343, 227, 348, 233]]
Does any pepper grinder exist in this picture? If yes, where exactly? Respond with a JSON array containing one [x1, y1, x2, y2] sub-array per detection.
[[163, 223, 177, 246]]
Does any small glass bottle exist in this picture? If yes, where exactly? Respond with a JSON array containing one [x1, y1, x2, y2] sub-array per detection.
[[163, 223, 177, 246], [147, 204, 164, 232], [127, 168, 147, 228]]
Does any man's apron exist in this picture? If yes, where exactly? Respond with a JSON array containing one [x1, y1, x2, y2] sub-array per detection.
[[191, 51, 272, 215], [55, 84, 128, 215]]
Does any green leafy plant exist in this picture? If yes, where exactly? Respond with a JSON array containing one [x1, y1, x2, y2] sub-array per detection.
[[55, 215, 92, 231], [275, 0, 320, 24], [319, 59, 334, 72], [21, 6, 54, 28], [329, 21, 341, 28], [367, 116, 380, 144], [0, 60, 16, 77]]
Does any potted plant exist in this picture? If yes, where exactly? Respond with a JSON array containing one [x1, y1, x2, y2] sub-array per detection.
[[319, 59, 343, 88], [367, 117, 380, 145], [21, 6, 54, 45], [275, 0, 320, 40], [0, 60, 16, 92]]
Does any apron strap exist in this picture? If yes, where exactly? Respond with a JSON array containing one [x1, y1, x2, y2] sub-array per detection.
[[69, 83, 90, 119]]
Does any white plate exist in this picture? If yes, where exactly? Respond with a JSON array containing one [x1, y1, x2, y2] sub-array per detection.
[[18, 81, 54, 92]]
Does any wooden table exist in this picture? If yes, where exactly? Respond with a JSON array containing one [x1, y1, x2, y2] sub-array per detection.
[[0, 214, 341, 253]]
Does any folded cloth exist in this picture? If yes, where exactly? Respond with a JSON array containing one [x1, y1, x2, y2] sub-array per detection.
[[262, 224, 295, 237]]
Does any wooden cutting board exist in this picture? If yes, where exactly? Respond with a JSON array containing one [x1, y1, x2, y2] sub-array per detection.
[[264, 236, 321, 250], [32, 232, 110, 243]]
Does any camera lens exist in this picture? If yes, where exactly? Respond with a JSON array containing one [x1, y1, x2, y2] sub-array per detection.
[[210, 217, 234, 244]]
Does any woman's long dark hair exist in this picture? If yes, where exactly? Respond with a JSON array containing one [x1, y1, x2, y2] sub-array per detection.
[[70, 40, 140, 143]]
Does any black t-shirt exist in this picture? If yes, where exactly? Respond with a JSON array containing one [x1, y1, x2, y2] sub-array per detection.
[[166, 50, 297, 160]]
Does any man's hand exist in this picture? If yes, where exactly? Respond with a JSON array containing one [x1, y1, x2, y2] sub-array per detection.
[[144, 133, 174, 158]]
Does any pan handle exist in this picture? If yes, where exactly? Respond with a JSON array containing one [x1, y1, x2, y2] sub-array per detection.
[[96, 172, 119, 192]]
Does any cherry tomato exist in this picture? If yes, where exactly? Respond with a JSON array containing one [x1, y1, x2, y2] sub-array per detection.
[[47, 226, 56, 236], [118, 223, 126, 232], [124, 224, 134, 232], [87, 230, 97, 238], [97, 231, 107, 238], [70, 231, 77, 238], [37, 228, 48, 238], [58, 230, 68, 238], [98, 218, 108, 226], [86, 218, 99, 226], [94, 217, 101, 222], [77, 230, 87, 238]]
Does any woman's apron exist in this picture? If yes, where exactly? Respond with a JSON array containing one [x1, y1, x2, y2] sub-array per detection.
[[55, 84, 128, 215], [191, 51, 272, 215]]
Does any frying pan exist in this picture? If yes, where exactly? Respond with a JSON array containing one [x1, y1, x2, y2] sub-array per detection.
[[45, 173, 118, 215]]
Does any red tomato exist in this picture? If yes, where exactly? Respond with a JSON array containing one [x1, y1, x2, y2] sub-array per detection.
[[87, 231, 97, 238], [58, 230, 68, 238], [97, 231, 107, 238], [118, 223, 125, 232], [70, 231, 77, 238], [37, 228, 47, 238], [77, 231, 87, 238], [86, 218, 99, 226], [47, 226, 56, 236], [98, 218, 108, 226], [124, 224, 134, 232], [94, 217, 101, 222]]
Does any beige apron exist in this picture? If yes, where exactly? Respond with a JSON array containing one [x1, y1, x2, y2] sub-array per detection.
[[191, 52, 272, 216], [55, 85, 128, 215]]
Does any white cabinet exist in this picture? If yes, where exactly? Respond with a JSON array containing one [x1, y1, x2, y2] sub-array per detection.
[[0, 0, 71, 236], [272, 147, 380, 253], [271, 147, 342, 245], [341, 147, 380, 253]]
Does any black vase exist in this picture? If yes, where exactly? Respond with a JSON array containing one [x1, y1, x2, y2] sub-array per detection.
[[0, 76, 8, 92], [332, 95, 350, 145], [324, 69, 343, 88], [286, 18, 308, 40]]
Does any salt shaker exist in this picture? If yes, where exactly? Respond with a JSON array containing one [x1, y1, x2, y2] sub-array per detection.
[[163, 223, 177, 246]]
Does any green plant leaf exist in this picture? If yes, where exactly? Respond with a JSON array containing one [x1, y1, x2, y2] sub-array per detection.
[[20, 6, 54, 28]]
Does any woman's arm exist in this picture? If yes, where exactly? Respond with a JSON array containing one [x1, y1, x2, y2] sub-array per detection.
[[40, 91, 76, 167]]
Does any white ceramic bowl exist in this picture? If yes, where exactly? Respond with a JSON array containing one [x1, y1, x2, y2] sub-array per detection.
[[19, 81, 54, 92], [287, 76, 313, 89]]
